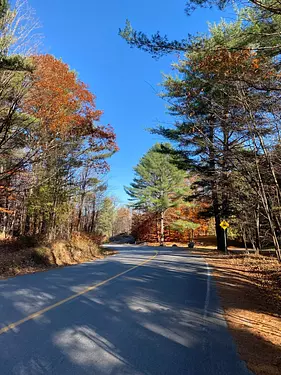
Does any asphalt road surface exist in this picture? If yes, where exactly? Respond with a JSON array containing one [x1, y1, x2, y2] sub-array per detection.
[[0, 246, 253, 375]]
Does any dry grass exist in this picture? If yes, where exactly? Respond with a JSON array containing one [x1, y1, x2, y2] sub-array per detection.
[[0, 233, 116, 279], [192, 249, 281, 375]]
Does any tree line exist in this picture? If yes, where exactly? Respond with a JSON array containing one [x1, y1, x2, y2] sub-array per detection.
[[0, 1, 121, 243], [121, 0, 281, 261]]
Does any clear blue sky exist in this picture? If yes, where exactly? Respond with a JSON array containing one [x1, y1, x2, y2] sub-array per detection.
[[27, 0, 230, 204]]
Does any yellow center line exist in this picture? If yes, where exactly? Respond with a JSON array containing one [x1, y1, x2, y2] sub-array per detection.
[[0, 251, 158, 336]]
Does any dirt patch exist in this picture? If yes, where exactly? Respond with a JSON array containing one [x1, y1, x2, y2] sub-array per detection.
[[192, 248, 281, 375], [0, 233, 116, 279]]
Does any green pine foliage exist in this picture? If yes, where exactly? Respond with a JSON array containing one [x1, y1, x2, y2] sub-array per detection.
[[125, 143, 189, 214], [125, 143, 191, 245], [96, 197, 116, 239]]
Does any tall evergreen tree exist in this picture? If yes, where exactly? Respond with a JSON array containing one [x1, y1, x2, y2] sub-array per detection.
[[120, 2, 281, 58], [96, 197, 116, 239], [125, 143, 189, 245]]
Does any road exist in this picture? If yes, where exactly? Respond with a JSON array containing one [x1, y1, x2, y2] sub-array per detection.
[[0, 246, 253, 375]]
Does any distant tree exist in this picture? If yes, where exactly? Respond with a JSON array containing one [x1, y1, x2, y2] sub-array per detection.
[[125, 143, 190, 245], [113, 207, 132, 235], [96, 197, 116, 239], [170, 220, 199, 240]]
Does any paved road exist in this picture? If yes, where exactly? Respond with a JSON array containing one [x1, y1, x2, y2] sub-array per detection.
[[0, 246, 253, 375]]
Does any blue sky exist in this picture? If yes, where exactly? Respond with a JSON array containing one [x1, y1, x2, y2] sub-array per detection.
[[26, 0, 230, 204]]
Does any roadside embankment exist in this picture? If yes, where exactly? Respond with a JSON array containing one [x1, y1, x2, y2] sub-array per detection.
[[0, 233, 115, 279]]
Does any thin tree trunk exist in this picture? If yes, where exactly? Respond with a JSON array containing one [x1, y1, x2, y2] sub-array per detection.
[[156, 216, 160, 243], [24, 214, 30, 236], [32, 214, 38, 236], [160, 211, 164, 246], [241, 226, 248, 251], [90, 196, 96, 233], [240, 91, 281, 260], [254, 203, 261, 255]]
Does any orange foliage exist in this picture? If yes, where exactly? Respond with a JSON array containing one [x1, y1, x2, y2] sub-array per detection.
[[0, 207, 14, 215], [23, 54, 118, 171], [195, 48, 268, 81], [131, 212, 158, 242], [24, 54, 103, 136], [132, 204, 210, 243]]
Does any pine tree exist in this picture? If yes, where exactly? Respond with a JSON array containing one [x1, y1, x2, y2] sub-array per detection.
[[96, 197, 116, 239], [125, 143, 189, 246]]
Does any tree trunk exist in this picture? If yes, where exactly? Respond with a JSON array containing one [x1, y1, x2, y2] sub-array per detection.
[[160, 211, 164, 246], [254, 203, 261, 255], [242, 100, 281, 261], [77, 194, 84, 231], [239, 222, 248, 251], [90, 196, 96, 233], [32, 214, 38, 236], [212, 184, 225, 251], [24, 214, 30, 236], [215, 215, 225, 251], [209, 117, 226, 252], [41, 212, 47, 235], [156, 216, 160, 243]]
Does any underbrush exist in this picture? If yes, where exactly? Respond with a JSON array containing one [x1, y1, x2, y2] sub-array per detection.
[[0, 232, 113, 279]]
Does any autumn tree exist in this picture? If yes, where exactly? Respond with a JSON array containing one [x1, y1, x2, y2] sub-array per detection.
[[22, 54, 117, 239], [113, 207, 132, 235], [191, 16, 281, 260]]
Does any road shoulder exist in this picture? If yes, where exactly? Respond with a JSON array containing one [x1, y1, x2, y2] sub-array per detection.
[[192, 249, 281, 375]]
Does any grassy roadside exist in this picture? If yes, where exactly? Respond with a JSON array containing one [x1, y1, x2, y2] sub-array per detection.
[[192, 248, 281, 375], [0, 233, 116, 280]]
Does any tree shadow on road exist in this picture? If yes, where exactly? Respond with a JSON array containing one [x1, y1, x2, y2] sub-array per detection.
[[0, 248, 279, 374]]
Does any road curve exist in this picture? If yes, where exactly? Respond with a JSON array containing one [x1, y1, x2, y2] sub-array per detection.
[[0, 246, 253, 374]]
